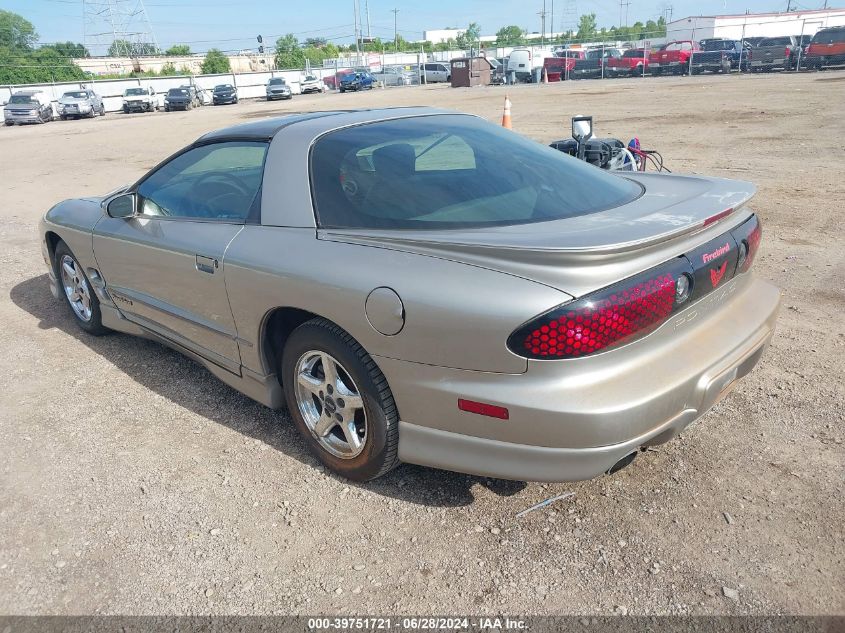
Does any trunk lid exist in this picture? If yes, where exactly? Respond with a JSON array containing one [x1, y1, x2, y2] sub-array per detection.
[[320, 172, 756, 297]]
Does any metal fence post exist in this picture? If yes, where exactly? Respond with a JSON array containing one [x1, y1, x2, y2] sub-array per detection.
[[796, 18, 806, 71], [601, 43, 605, 79]]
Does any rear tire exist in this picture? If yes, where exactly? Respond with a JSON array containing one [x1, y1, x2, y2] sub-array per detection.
[[54, 241, 109, 336], [281, 318, 400, 482]]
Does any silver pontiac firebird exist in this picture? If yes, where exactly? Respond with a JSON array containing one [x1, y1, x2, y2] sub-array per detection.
[[39, 108, 781, 482]]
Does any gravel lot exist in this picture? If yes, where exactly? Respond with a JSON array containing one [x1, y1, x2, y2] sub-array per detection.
[[0, 72, 843, 616]]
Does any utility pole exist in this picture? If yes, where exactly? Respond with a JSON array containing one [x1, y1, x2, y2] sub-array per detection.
[[353, 0, 361, 66], [391, 8, 399, 51], [538, 3, 547, 46], [550, 0, 554, 42], [619, 0, 631, 28]]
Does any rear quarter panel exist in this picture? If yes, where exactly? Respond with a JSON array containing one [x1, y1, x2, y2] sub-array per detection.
[[223, 227, 572, 375]]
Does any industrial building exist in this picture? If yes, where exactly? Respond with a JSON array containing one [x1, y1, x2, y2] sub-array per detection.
[[666, 8, 845, 41]]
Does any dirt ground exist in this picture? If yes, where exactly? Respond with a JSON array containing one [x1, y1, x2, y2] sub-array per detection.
[[0, 72, 843, 617]]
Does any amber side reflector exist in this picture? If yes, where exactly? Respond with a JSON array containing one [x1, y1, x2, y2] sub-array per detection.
[[458, 399, 509, 420]]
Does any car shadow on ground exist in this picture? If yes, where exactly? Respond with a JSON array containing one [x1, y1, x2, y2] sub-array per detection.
[[10, 274, 527, 508]]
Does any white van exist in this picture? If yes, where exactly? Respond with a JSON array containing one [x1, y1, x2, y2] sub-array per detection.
[[422, 62, 451, 83], [507, 49, 536, 82]]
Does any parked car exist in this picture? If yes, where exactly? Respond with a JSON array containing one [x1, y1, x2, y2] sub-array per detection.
[[122, 86, 158, 113], [487, 57, 505, 84], [803, 26, 845, 69], [3, 90, 53, 125], [300, 75, 327, 94], [212, 84, 238, 105], [57, 89, 105, 119], [606, 48, 649, 77], [421, 61, 451, 83], [324, 69, 354, 90], [570, 48, 622, 79], [689, 39, 750, 74], [372, 66, 417, 86], [649, 40, 699, 75], [163, 87, 194, 111], [39, 108, 779, 483], [178, 85, 205, 108], [266, 77, 292, 100], [748, 36, 801, 72], [543, 51, 584, 82], [339, 71, 375, 92]]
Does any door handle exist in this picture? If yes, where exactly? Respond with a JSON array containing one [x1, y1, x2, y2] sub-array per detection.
[[195, 254, 217, 274]]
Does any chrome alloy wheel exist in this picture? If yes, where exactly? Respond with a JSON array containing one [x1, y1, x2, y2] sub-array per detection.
[[59, 254, 92, 322], [294, 350, 367, 459]]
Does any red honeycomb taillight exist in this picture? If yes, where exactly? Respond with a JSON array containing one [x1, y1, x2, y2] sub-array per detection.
[[508, 259, 692, 360]]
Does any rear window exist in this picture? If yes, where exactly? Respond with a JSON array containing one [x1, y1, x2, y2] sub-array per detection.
[[701, 40, 733, 51], [812, 28, 845, 44], [622, 49, 645, 58], [759, 37, 791, 46], [310, 115, 642, 230]]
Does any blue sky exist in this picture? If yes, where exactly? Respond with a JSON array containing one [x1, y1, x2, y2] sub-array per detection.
[[7, 0, 832, 54]]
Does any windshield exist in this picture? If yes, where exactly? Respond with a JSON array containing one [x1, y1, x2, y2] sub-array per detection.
[[311, 115, 642, 230], [62, 91, 88, 99], [304, 75, 317, 81], [269, 78, 285, 85], [623, 49, 645, 58], [125, 88, 145, 96], [760, 37, 791, 46], [168, 89, 187, 96], [9, 95, 36, 104], [214, 85, 232, 91]]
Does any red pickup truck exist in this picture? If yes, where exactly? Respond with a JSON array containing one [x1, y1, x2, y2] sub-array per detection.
[[606, 48, 649, 77], [543, 51, 582, 81], [649, 41, 699, 75]]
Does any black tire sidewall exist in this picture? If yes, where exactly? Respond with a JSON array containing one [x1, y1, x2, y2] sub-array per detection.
[[281, 321, 398, 481], [54, 241, 108, 335]]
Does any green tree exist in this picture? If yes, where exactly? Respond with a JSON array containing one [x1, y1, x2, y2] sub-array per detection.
[[41, 41, 88, 58], [304, 37, 327, 48], [274, 33, 305, 68], [108, 40, 158, 56], [495, 25, 525, 46], [0, 10, 37, 51], [456, 22, 481, 49], [165, 44, 191, 56], [200, 48, 230, 74], [577, 13, 597, 41]]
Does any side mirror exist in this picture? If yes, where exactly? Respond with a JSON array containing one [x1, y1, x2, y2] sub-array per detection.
[[106, 193, 136, 219]]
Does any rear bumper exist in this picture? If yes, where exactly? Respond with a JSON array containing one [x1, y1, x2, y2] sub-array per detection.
[[385, 273, 780, 481]]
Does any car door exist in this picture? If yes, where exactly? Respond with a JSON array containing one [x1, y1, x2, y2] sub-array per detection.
[[93, 140, 268, 373]]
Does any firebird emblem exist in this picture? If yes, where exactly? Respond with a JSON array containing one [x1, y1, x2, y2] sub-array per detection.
[[710, 262, 728, 288]]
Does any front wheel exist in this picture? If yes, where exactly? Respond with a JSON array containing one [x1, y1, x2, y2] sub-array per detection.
[[54, 241, 109, 336], [281, 318, 400, 481]]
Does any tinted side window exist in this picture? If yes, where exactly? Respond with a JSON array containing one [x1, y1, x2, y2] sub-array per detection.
[[137, 141, 268, 222]]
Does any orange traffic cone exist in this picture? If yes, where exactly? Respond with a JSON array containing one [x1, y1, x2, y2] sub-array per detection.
[[501, 95, 512, 129]]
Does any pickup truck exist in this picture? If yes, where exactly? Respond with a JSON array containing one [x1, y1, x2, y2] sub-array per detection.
[[748, 36, 800, 71], [605, 48, 649, 77], [649, 40, 699, 75], [543, 52, 580, 81], [803, 26, 845, 69], [570, 48, 622, 79], [689, 39, 750, 74]]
